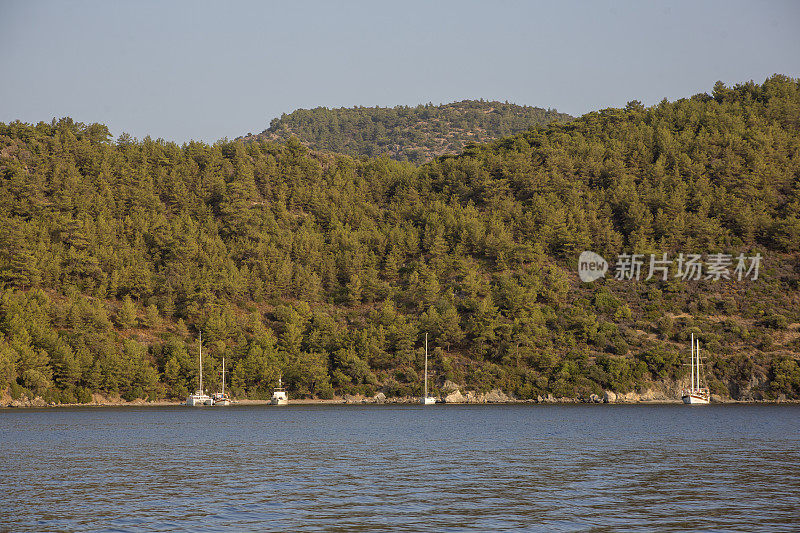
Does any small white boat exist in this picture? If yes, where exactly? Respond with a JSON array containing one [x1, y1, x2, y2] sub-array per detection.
[[682, 332, 710, 405], [211, 393, 230, 406], [187, 332, 213, 406], [271, 375, 288, 406], [212, 357, 231, 406], [420, 333, 436, 405]]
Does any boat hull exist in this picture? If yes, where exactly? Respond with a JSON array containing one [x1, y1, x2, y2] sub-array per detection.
[[186, 396, 212, 406], [420, 396, 436, 405], [682, 393, 710, 405], [271, 390, 288, 406], [212, 393, 231, 406], [187, 391, 213, 406]]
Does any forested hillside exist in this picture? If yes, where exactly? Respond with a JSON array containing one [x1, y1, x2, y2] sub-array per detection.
[[1, 75, 800, 406], [241, 100, 572, 163]]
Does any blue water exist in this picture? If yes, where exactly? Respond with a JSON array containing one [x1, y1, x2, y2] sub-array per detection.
[[1, 404, 799, 532]]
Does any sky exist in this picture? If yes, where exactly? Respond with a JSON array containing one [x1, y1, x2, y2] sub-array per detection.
[[1, 0, 799, 143]]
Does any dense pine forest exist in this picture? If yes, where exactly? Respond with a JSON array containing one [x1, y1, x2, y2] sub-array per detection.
[[241, 100, 572, 163], [1, 75, 800, 406]]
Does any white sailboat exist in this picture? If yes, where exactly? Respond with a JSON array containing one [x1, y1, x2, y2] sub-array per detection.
[[271, 374, 288, 406], [186, 332, 213, 406], [682, 332, 710, 404], [420, 333, 436, 405], [212, 357, 231, 406]]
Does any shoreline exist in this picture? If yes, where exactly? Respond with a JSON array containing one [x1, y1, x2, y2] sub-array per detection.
[[2, 396, 799, 409]]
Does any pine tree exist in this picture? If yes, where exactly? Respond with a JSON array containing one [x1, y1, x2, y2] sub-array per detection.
[[117, 295, 137, 329]]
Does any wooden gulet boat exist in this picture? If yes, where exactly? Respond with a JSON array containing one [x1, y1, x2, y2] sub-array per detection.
[[682, 332, 710, 404]]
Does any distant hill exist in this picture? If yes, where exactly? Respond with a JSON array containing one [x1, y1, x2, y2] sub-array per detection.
[[241, 100, 572, 162]]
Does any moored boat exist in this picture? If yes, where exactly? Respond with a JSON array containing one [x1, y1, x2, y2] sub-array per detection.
[[682, 332, 710, 404], [271, 375, 288, 406], [420, 333, 436, 405], [212, 357, 231, 406], [187, 332, 213, 406]]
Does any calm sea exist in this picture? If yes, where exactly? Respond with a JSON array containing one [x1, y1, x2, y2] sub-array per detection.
[[1, 404, 799, 532]]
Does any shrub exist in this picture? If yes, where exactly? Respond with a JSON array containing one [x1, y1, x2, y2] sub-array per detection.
[[75, 387, 93, 404], [761, 314, 788, 329], [9, 382, 28, 400]]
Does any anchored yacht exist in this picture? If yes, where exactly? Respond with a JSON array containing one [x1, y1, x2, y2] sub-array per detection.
[[420, 333, 436, 405], [682, 332, 710, 404], [212, 357, 231, 406], [271, 375, 288, 406], [187, 332, 213, 406]]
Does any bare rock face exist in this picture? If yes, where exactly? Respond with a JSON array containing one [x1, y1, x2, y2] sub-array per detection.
[[441, 380, 461, 395], [736, 371, 769, 400], [640, 388, 674, 401], [603, 390, 617, 403], [483, 389, 510, 403], [616, 387, 675, 402], [343, 394, 362, 404], [444, 390, 466, 403], [589, 393, 602, 403], [0, 390, 12, 408], [9, 396, 48, 408], [30, 396, 48, 407], [374, 392, 386, 404], [616, 391, 639, 402]]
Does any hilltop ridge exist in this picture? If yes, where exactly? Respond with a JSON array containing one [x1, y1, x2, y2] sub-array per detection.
[[240, 100, 572, 162]]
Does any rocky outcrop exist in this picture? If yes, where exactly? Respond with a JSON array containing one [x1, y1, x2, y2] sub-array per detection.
[[603, 390, 617, 403], [441, 380, 460, 395], [483, 389, 510, 403], [6, 395, 48, 408], [343, 394, 363, 404], [736, 370, 769, 401], [444, 390, 467, 403], [374, 392, 386, 404], [442, 388, 518, 403]]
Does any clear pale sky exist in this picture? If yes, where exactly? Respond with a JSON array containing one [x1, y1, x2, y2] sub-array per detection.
[[1, 0, 799, 143]]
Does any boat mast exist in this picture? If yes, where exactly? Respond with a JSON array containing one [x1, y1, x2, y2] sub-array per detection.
[[221, 356, 225, 396], [690, 332, 694, 393], [424, 333, 428, 398], [696, 339, 700, 390], [199, 331, 203, 393]]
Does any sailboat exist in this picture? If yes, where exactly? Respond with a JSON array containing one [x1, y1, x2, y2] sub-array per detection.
[[186, 332, 213, 406], [420, 333, 436, 405], [212, 357, 231, 406], [271, 374, 288, 406], [682, 332, 710, 404]]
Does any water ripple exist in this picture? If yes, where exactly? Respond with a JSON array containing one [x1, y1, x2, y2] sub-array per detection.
[[1, 404, 799, 532]]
